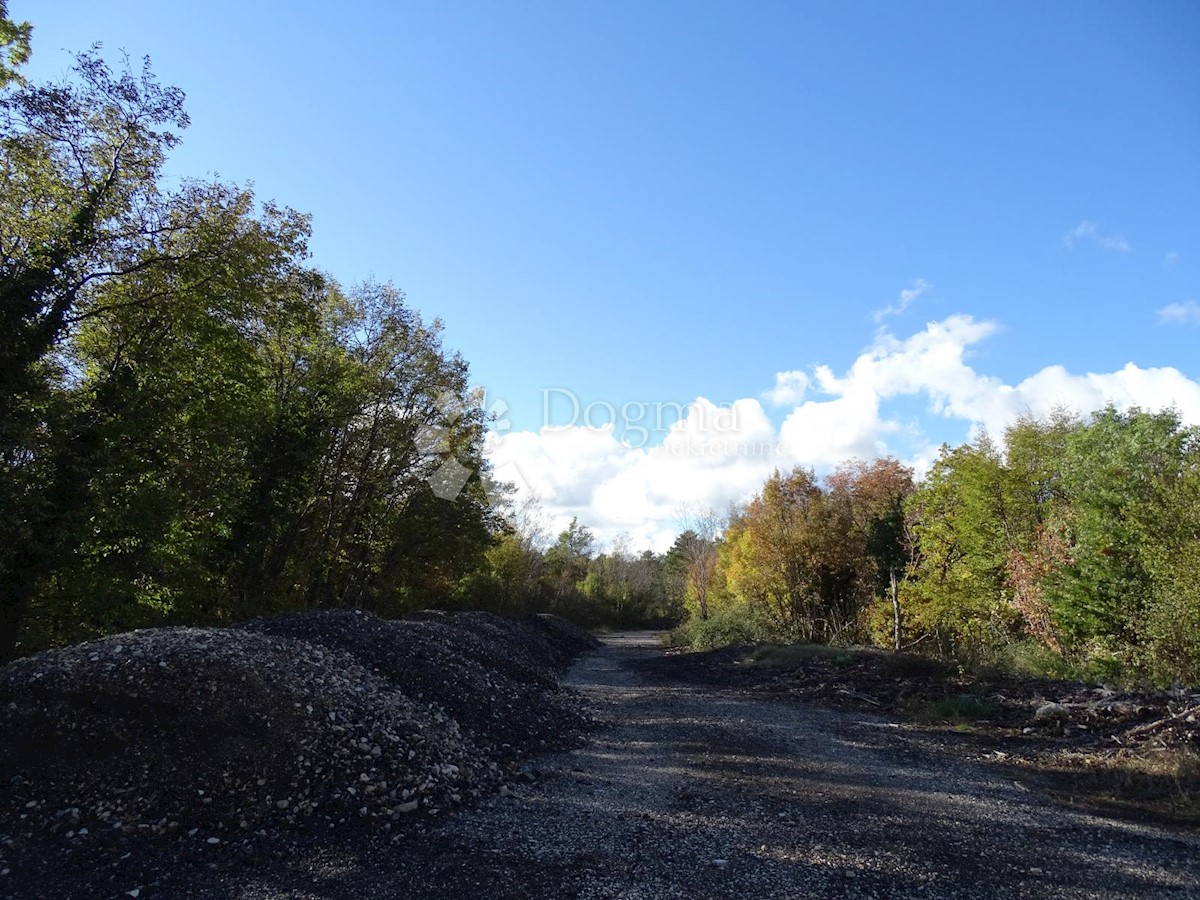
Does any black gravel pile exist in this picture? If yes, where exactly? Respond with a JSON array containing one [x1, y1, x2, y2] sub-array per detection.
[[0, 611, 596, 895], [402, 610, 562, 688], [241, 610, 594, 753], [523, 613, 602, 667]]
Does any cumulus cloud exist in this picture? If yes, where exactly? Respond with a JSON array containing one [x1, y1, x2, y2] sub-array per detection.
[[486, 314, 1200, 550], [873, 278, 930, 322], [1157, 301, 1200, 326], [762, 370, 810, 406], [486, 398, 787, 549], [1064, 220, 1132, 253]]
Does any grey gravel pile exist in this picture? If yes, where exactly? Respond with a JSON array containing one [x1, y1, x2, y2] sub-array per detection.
[[0, 610, 596, 888]]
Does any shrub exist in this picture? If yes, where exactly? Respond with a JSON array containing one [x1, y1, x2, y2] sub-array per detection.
[[982, 639, 1076, 681], [680, 603, 773, 651]]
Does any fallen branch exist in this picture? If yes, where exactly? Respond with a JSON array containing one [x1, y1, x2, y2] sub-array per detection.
[[836, 687, 881, 706], [1122, 704, 1200, 740]]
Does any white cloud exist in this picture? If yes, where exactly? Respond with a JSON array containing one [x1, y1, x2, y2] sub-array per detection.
[[762, 369, 810, 406], [778, 384, 889, 467], [873, 278, 930, 322], [1064, 220, 1132, 253], [1157, 301, 1200, 326], [1165, 251, 1180, 266], [486, 398, 787, 550], [486, 314, 1200, 550]]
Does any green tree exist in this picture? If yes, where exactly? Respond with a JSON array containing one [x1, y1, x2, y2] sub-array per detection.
[[902, 436, 1021, 659], [0, 2, 31, 87], [1047, 407, 1200, 651], [0, 50, 241, 658], [543, 518, 594, 610]]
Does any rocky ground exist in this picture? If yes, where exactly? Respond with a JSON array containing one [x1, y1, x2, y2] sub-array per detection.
[[172, 633, 1200, 898], [634, 642, 1200, 828], [0, 610, 597, 899], [4, 627, 1199, 899]]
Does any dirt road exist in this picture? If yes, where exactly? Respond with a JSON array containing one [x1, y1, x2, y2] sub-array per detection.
[[221, 632, 1200, 898]]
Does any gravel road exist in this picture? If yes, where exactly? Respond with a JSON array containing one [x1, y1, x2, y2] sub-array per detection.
[[196, 632, 1200, 898]]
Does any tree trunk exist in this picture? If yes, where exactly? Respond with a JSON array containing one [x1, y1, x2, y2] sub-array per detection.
[[890, 569, 902, 651]]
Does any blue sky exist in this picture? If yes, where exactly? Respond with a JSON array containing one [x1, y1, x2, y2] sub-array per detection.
[[17, 1, 1200, 548]]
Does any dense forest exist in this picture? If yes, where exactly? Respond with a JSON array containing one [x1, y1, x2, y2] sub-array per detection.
[[3, 12, 1199, 688]]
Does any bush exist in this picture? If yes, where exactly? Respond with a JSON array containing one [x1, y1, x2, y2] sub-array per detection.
[[982, 639, 1076, 681], [678, 603, 773, 651], [1138, 561, 1200, 687]]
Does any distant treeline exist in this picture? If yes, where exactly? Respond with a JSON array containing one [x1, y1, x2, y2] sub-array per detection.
[[672, 408, 1200, 686]]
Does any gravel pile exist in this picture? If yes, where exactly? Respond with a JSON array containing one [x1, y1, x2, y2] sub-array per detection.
[[241, 609, 596, 755], [0, 610, 597, 891], [524, 613, 605, 667]]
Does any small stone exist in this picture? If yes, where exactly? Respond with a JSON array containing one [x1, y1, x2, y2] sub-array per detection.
[[1035, 702, 1068, 721], [206, 837, 220, 845], [713, 859, 728, 868]]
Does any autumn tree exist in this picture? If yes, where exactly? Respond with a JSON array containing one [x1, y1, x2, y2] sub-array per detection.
[[721, 468, 863, 642], [673, 504, 724, 620], [826, 457, 914, 648]]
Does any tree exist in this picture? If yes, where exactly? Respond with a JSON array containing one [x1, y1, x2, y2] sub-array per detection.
[[674, 504, 724, 620], [0, 51, 196, 417], [0, 49, 251, 658], [31, 191, 318, 640], [543, 518, 595, 609], [1048, 406, 1200, 650], [999, 411, 1077, 648], [0, 2, 31, 87], [721, 468, 865, 642], [826, 458, 914, 649], [901, 436, 1020, 658]]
